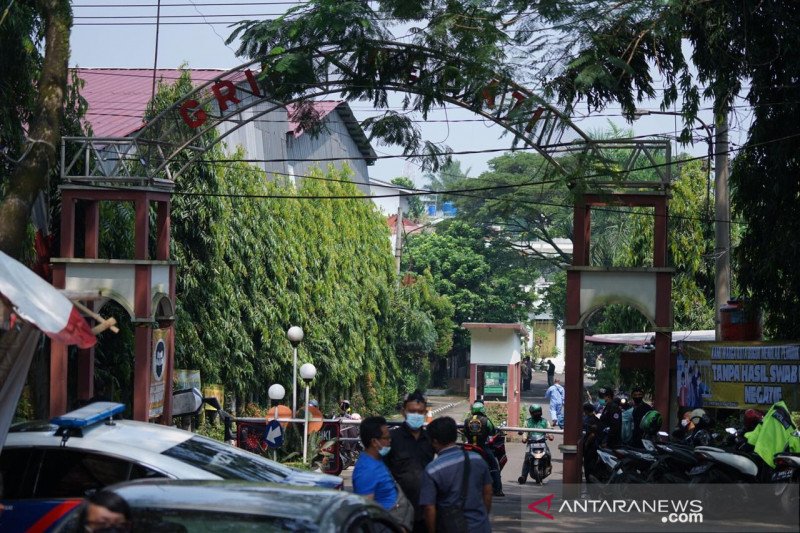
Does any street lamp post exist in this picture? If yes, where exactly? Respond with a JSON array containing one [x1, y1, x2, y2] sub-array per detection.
[[286, 326, 304, 415], [299, 362, 317, 464], [267, 383, 286, 461], [633, 109, 729, 338]]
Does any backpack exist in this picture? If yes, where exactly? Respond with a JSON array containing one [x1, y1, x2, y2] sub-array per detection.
[[621, 408, 634, 444]]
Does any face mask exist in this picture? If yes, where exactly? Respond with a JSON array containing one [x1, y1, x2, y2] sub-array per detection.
[[681, 419, 689, 428], [599, 399, 606, 406], [378, 445, 391, 457], [633, 398, 643, 405], [406, 412, 425, 430]]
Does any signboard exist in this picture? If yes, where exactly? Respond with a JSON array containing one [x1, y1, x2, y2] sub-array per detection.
[[262, 419, 284, 449], [149, 329, 168, 418], [237, 421, 267, 454], [174, 369, 201, 391], [203, 384, 224, 411], [677, 342, 800, 410], [484, 371, 506, 396], [318, 421, 342, 475]]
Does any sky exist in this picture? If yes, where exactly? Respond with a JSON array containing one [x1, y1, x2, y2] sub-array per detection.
[[69, 1, 746, 187]]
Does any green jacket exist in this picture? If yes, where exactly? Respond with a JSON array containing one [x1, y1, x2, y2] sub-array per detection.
[[525, 416, 549, 441], [745, 401, 800, 467]]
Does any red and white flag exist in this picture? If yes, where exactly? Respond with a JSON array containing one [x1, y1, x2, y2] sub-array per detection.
[[0, 251, 96, 348]]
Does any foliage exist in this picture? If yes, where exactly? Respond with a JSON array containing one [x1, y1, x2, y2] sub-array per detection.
[[402, 219, 536, 354], [91, 70, 427, 415], [390, 176, 424, 221]]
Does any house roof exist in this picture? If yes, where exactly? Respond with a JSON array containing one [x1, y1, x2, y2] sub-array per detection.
[[461, 322, 528, 335], [386, 214, 423, 235], [74, 68, 376, 161]]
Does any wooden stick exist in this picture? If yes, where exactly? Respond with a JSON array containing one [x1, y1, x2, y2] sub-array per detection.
[[73, 300, 120, 334]]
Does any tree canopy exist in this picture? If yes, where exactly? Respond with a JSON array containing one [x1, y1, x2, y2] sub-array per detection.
[[229, 0, 800, 338]]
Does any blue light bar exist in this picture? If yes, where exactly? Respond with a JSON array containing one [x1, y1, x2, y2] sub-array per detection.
[[51, 402, 125, 429]]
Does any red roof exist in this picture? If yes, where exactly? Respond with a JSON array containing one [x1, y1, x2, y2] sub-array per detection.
[[387, 214, 423, 235], [76, 68, 229, 137], [74, 68, 343, 139], [286, 101, 341, 138]]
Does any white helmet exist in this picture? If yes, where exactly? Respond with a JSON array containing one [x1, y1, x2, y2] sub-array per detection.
[[350, 413, 362, 420]]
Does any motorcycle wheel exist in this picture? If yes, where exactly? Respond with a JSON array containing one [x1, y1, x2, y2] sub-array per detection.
[[533, 466, 543, 484]]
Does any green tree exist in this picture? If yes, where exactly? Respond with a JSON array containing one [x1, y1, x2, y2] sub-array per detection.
[[402, 219, 535, 353], [0, 0, 73, 259], [230, 0, 800, 338], [390, 176, 424, 221]]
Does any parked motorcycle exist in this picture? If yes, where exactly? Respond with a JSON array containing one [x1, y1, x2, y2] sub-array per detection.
[[772, 451, 800, 513]]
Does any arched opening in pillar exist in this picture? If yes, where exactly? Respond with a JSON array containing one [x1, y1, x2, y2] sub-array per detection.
[[582, 303, 658, 400], [83, 300, 135, 415]]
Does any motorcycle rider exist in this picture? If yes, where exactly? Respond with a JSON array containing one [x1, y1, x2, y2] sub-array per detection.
[[597, 387, 622, 448], [518, 404, 553, 484], [463, 401, 505, 497], [673, 408, 712, 446]]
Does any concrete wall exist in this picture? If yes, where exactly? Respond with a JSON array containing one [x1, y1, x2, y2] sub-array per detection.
[[468, 329, 522, 365]]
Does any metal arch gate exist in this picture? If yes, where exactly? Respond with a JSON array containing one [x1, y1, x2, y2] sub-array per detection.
[[60, 42, 610, 186], [55, 42, 674, 441]]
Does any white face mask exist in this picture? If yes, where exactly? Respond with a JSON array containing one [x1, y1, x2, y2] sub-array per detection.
[[681, 419, 690, 428], [378, 444, 391, 457]]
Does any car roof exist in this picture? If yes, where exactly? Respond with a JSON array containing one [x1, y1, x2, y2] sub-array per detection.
[[106, 479, 373, 522], [8, 418, 193, 453]]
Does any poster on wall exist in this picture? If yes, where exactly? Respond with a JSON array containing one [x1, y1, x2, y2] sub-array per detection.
[[676, 342, 800, 410], [149, 329, 168, 418]]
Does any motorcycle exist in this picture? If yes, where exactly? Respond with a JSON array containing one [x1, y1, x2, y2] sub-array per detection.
[[772, 451, 800, 513], [463, 430, 508, 472], [523, 436, 552, 484]]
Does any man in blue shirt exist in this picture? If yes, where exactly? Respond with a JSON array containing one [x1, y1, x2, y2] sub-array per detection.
[[352, 416, 397, 511], [420, 416, 493, 533], [545, 378, 565, 428]]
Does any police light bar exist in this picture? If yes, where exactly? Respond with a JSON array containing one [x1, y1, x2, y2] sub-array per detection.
[[51, 402, 125, 429]]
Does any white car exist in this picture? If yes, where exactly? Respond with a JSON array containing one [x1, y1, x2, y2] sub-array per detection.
[[0, 402, 342, 532]]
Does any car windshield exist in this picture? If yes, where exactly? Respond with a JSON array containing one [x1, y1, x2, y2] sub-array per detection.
[[162, 436, 292, 482]]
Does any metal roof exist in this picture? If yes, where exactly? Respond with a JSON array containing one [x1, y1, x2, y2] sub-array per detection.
[[74, 69, 377, 162]]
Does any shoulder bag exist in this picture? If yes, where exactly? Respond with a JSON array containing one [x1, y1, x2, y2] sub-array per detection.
[[390, 481, 415, 531]]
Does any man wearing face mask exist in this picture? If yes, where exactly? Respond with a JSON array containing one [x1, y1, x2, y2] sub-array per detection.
[[630, 386, 653, 448], [385, 390, 435, 533], [353, 416, 398, 511]]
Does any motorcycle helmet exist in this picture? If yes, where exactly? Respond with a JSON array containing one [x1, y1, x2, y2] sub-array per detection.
[[309, 399, 319, 408], [640, 410, 663, 435], [471, 401, 486, 415], [743, 409, 764, 432], [340, 400, 351, 411], [689, 408, 711, 429], [529, 404, 543, 416]]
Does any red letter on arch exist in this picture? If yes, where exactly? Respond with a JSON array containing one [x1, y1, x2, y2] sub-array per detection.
[[244, 69, 262, 97], [212, 80, 241, 112], [179, 99, 207, 129]]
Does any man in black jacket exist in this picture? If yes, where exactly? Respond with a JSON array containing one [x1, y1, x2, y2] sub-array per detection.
[[630, 386, 653, 447], [384, 390, 435, 533], [597, 388, 622, 448]]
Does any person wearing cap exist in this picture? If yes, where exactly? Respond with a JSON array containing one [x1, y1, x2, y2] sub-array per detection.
[[384, 390, 435, 533], [630, 386, 653, 447], [597, 388, 622, 447]]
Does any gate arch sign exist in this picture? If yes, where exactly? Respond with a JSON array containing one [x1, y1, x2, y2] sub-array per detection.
[[62, 42, 606, 185]]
